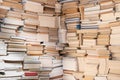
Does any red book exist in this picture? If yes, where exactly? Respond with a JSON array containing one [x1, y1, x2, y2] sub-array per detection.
[[24, 72, 38, 76]]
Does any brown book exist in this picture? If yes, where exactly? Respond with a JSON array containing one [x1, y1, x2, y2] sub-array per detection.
[[0, 8, 8, 14], [27, 51, 43, 55], [3, 0, 22, 3], [24, 25, 37, 30], [7, 11, 22, 19], [24, 18, 39, 26], [1, 27, 16, 34], [108, 60, 120, 74], [109, 21, 120, 27], [22, 13, 38, 20], [65, 12, 80, 19], [83, 75, 95, 80], [2, 1, 23, 10], [39, 16, 56, 28], [24, 1, 43, 13], [113, 0, 120, 3], [37, 27, 49, 34], [44, 6, 55, 14], [27, 44, 43, 51]]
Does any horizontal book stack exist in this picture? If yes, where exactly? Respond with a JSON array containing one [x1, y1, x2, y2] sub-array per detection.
[[39, 55, 63, 79], [60, 1, 81, 63], [107, 21, 120, 80], [97, 29, 110, 45], [80, 4, 100, 29], [100, 0, 116, 22], [60, 0, 111, 80], [27, 43, 43, 56], [0, 0, 60, 79], [23, 55, 40, 79], [108, 60, 120, 80], [63, 57, 84, 80]]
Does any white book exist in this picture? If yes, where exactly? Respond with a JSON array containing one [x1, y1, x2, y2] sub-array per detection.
[[0, 60, 5, 70], [63, 74, 76, 80], [24, 56, 40, 64], [4, 18, 24, 26], [63, 57, 77, 71], [53, 60, 62, 67], [0, 44, 7, 49], [0, 44, 7, 50], [0, 49, 7, 56], [100, 8, 113, 14], [0, 77, 21, 80], [40, 56, 53, 68], [0, 71, 24, 78], [115, 12, 120, 18], [0, 0, 3, 3], [4, 53, 25, 61], [4, 63, 22, 70], [1, 24, 19, 30], [95, 76, 107, 80], [0, 5, 10, 10], [37, 34, 49, 42], [49, 67, 63, 78], [115, 3, 120, 12], [22, 76, 38, 79], [24, 64, 41, 69], [84, 5, 100, 12], [84, 10, 100, 15], [100, 12, 116, 21]]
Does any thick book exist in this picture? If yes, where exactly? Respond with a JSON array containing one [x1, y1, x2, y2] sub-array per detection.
[[24, 1, 43, 13], [39, 16, 56, 28], [7, 11, 22, 19], [24, 18, 39, 26], [2, 1, 23, 10], [100, 12, 116, 21], [63, 57, 77, 71], [4, 17, 24, 26]]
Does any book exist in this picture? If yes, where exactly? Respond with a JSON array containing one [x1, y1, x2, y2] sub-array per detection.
[[0, 71, 24, 78], [115, 3, 120, 12], [24, 72, 38, 76], [49, 67, 63, 78], [100, 12, 116, 21], [63, 74, 76, 80], [108, 74, 120, 80], [7, 11, 22, 19], [39, 16, 56, 28], [77, 57, 85, 72], [24, 18, 39, 26], [4, 53, 25, 61], [2, 1, 23, 10], [63, 57, 77, 71], [4, 17, 24, 26], [95, 76, 107, 80], [24, 1, 43, 13], [108, 60, 120, 74], [83, 39, 96, 46], [84, 64, 98, 76]]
